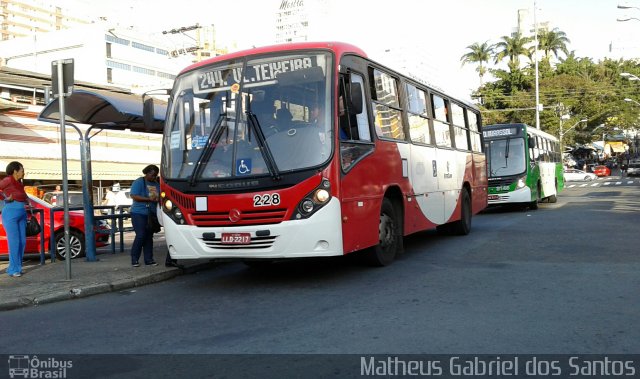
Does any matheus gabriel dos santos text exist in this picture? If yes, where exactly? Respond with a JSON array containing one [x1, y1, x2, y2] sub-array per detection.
[[360, 356, 637, 376]]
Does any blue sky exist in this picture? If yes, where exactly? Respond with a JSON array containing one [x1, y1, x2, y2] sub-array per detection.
[[73, 0, 639, 101]]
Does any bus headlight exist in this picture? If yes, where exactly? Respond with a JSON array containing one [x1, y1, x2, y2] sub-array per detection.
[[517, 176, 527, 188], [162, 197, 185, 224], [292, 178, 332, 220], [314, 189, 330, 203], [301, 200, 315, 213]]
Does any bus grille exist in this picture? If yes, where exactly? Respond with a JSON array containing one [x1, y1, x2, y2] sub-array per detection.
[[202, 236, 277, 249], [191, 208, 288, 226], [488, 178, 515, 187], [166, 189, 195, 210]]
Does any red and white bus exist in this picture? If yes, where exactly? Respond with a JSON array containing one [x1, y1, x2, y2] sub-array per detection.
[[144, 42, 487, 266]]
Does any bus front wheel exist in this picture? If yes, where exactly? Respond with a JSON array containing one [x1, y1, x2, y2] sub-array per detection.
[[529, 183, 540, 210], [363, 198, 400, 266]]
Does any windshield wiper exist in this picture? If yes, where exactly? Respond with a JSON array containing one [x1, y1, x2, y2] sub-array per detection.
[[189, 113, 227, 186], [246, 111, 281, 180]]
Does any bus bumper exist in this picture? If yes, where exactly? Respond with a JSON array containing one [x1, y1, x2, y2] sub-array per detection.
[[162, 198, 344, 259], [488, 186, 532, 205]]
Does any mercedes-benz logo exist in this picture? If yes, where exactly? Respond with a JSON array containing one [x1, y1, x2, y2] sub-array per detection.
[[229, 208, 242, 223]]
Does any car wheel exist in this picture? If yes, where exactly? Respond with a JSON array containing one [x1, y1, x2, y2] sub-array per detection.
[[584, 176, 592, 181], [55, 230, 86, 259]]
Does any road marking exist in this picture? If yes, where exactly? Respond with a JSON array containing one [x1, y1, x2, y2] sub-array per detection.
[[579, 184, 588, 187], [566, 184, 576, 188], [591, 183, 599, 187], [616, 182, 622, 185], [604, 182, 611, 186], [628, 181, 634, 184]]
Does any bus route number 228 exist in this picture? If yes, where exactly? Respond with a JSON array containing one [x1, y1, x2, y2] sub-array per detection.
[[253, 193, 281, 207]]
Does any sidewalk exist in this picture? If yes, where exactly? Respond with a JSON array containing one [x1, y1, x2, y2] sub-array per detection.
[[0, 232, 216, 311]]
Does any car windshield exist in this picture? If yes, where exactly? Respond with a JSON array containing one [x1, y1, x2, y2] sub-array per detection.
[[163, 51, 333, 181], [485, 137, 527, 177]]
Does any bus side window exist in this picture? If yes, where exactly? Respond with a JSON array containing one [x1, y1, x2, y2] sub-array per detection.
[[339, 72, 373, 171], [338, 73, 370, 142]]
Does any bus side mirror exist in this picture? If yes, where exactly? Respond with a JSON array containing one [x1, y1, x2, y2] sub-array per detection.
[[528, 137, 536, 148], [348, 82, 363, 115]]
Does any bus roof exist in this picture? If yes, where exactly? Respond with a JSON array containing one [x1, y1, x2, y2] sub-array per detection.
[[180, 41, 368, 75]]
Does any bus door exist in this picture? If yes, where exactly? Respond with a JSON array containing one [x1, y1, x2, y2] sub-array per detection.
[[405, 83, 442, 226], [432, 95, 457, 224], [409, 143, 442, 226], [337, 71, 377, 253]]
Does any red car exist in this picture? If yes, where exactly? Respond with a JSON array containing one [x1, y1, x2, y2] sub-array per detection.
[[593, 165, 611, 177], [0, 194, 110, 259]]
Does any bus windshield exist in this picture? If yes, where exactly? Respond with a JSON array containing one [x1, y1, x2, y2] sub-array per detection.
[[163, 52, 333, 181], [485, 137, 526, 177]]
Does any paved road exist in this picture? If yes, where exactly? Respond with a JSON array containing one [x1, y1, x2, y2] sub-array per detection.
[[1, 184, 639, 375], [564, 175, 640, 188]]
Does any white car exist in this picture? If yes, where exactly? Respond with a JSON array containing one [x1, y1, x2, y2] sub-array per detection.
[[627, 160, 640, 176], [564, 169, 597, 181]]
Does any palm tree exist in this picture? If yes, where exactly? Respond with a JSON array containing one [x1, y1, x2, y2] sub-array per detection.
[[460, 41, 494, 87], [537, 28, 570, 61], [493, 32, 532, 72]]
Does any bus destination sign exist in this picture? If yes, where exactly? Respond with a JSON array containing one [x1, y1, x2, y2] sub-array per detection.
[[483, 128, 517, 138], [196, 57, 315, 93]]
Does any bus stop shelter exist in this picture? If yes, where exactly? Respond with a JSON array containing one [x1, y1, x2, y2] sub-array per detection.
[[37, 88, 166, 261]]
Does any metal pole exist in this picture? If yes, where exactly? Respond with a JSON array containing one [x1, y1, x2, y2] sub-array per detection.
[[81, 135, 97, 261], [56, 60, 72, 279], [534, 0, 540, 129], [559, 118, 564, 157]]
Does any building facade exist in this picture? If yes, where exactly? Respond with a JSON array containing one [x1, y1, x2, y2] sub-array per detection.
[[0, 0, 90, 40]]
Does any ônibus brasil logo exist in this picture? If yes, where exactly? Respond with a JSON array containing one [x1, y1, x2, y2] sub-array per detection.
[[8, 355, 72, 378]]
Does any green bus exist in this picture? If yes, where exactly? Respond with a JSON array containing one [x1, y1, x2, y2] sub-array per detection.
[[483, 123, 564, 209]]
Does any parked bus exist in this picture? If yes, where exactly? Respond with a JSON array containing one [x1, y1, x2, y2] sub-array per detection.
[[483, 123, 564, 209], [144, 42, 488, 266]]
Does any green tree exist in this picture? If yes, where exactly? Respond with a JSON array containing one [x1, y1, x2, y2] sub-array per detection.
[[537, 27, 570, 62], [493, 32, 532, 71], [460, 41, 494, 87]]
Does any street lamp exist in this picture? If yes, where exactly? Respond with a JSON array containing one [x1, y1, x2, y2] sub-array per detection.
[[560, 118, 588, 154], [621, 72, 640, 81]]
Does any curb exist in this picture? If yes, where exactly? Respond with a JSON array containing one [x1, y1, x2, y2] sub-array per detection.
[[0, 262, 218, 312]]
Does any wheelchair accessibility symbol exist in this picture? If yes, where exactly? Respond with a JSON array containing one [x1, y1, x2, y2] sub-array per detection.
[[236, 159, 252, 175]]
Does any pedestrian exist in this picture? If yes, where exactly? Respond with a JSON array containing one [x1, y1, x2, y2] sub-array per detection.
[[0, 161, 27, 277], [129, 164, 161, 267]]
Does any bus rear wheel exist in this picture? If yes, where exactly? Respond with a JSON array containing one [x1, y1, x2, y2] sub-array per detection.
[[547, 181, 558, 203], [450, 189, 472, 235], [362, 198, 400, 266]]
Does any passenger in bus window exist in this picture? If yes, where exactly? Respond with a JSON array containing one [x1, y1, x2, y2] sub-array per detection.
[[275, 107, 293, 129], [250, 99, 277, 136], [337, 95, 349, 140]]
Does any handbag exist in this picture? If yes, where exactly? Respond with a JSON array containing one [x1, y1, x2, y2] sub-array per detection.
[[143, 178, 162, 233], [26, 214, 41, 236], [148, 212, 162, 233]]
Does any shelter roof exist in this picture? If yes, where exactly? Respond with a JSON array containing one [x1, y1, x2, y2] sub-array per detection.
[[38, 89, 166, 133]]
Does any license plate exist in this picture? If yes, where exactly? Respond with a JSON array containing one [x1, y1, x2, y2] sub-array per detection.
[[488, 195, 499, 200], [221, 233, 251, 245]]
